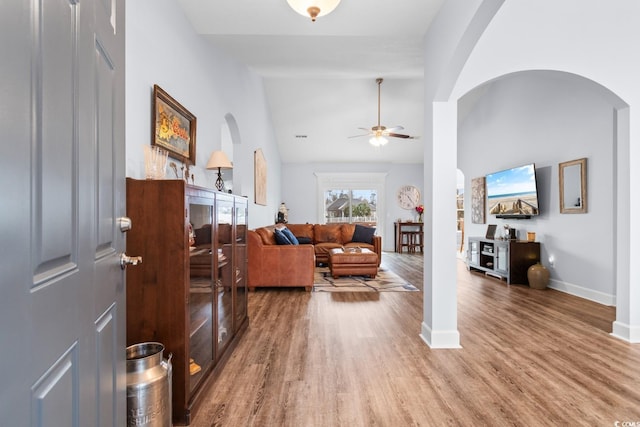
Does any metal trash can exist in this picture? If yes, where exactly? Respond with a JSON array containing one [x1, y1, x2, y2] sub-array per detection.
[[126, 342, 172, 427]]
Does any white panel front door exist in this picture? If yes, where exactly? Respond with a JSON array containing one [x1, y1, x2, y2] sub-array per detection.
[[0, 0, 126, 425]]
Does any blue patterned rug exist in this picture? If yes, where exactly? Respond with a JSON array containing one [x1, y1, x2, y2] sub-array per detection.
[[313, 267, 419, 292]]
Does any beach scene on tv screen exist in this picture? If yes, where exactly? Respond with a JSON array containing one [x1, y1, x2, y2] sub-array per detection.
[[487, 164, 539, 216]]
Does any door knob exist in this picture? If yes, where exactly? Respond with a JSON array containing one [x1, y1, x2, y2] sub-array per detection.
[[120, 253, 142, 270]]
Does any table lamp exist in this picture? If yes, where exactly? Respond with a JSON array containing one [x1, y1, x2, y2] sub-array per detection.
[[206, 150, 233, 191]]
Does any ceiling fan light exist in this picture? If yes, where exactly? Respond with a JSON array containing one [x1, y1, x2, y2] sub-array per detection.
[[369, 136, 387, 147], [286, 0, 341, 21]]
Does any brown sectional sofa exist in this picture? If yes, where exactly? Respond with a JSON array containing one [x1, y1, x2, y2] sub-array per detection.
[[247, 223, 381, 291]]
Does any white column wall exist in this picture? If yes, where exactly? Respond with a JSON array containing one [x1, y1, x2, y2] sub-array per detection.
[[420, 0, 502, 348], [420, 102, 460, 348]]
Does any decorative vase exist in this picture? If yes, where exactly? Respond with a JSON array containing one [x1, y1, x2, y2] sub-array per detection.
[[418, 213, 423, 223], [277, 202, 289, 224], [527, 262, 550, 289]]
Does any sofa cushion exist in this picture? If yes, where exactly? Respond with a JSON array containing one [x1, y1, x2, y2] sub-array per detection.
[[314, 224, 343, 244], [340, 224, 355, 243], [280, 227, 299, 245], [287, 223, 314, 240], [314, 242, 343, 259], [274, 228, 292, 245], [352, 224, 376, 244], [256, 227, 276, 245]]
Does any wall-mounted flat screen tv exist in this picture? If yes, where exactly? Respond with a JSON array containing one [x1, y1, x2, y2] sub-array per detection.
[[486, 163, 539, 219]]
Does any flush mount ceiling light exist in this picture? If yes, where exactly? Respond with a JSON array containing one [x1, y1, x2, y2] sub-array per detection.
[[286, 0, 341, 22]]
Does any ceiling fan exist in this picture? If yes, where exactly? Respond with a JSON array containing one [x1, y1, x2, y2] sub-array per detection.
[[349, 78, 418, 146]]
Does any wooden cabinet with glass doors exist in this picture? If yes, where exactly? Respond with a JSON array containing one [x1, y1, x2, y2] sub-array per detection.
[[125, 179, 248, 425]]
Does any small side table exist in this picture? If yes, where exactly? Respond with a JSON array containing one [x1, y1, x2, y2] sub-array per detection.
[[395, 222, 424, 253]]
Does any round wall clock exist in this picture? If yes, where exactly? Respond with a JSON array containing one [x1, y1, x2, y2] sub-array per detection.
[[397, 185, 420, 209]]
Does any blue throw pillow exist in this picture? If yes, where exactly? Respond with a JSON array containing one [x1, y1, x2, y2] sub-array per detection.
[[296, 236, 313, 244], [280, 227, 299, 245], [274, 228, 292, 245], [352, 224, 376, 244]]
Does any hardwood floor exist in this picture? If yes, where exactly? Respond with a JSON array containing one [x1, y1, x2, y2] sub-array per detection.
[[190, 252, 640, 426]]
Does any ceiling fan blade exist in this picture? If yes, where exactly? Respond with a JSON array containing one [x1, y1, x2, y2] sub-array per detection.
[[348, 133, 371, 139], [357, 127, 372, 133], [384, 126, 404, 133], [387, 132, 417, 139]]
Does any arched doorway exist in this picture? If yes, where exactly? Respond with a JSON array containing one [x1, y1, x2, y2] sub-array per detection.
[[222, 113, 241, 194]]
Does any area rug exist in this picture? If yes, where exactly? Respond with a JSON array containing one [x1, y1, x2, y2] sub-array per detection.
[[313, 267, 419, 292]]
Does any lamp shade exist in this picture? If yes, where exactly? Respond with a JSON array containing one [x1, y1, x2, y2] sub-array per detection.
[[286, 0, 341, 21], [206, 151, 233, 170]]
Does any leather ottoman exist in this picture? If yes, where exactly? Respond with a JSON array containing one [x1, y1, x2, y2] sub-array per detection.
[[329, 248, 378, 279]]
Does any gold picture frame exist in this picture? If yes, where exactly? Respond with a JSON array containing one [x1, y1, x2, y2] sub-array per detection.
[[254, 149, 267, 205], [152, 84, 197, 165]]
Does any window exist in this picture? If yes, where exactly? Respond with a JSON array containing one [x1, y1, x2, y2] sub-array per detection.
[[315, 173, 387, 239], [324, 189, 377, 224]]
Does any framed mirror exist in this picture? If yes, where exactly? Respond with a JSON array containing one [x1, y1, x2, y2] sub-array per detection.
[[559, 157, 587, 214]]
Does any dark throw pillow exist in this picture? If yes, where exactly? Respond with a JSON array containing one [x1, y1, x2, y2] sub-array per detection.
[[296, 236, 313, 244], [280, 227, 299, 245], [274, 228, 292, 245], [352, 224, 376, 244]]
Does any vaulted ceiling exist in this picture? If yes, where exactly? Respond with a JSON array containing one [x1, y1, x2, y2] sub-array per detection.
[[176, 0, 445, 163]]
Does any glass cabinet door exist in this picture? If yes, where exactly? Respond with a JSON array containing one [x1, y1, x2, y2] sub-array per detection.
[[495, 242, 508, 274], [187, 201, 214, 393], [215, 194, 234, 358], [234, 197, 248, 330], [468, 239, 479, 266]]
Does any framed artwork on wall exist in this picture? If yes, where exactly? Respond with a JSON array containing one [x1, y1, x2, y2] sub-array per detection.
[[152, 84, 197, 165], [471, 176, 486, 224], [254, 149, 267, 205]]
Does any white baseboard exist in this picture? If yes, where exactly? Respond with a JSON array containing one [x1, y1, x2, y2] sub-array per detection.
[[611, 321, 640, 343], [420, 322, 462, 349], [547, 278, 615, 306]]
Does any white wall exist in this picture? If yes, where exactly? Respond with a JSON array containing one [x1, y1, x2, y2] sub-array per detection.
[[426, 0, 640, 342], [125, 0, 282, 227], [459, 71, 615, 302], [281, 162, 423, 252]]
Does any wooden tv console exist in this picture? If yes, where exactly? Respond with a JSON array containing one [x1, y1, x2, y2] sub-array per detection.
[[467, 237, 540, 285]]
